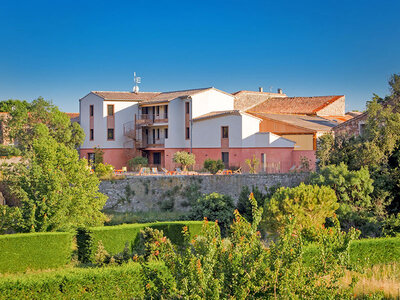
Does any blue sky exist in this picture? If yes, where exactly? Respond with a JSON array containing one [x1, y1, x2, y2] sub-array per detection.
[[0, 0, 399, 112]]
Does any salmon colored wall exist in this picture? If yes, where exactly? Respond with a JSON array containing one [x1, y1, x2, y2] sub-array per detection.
[[292, 150, 316, 171], [80, 148, 130, 169], [164, 147, 298, 173]]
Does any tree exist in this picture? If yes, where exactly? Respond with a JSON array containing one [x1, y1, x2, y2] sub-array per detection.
[[189, 192, 235, 236], [203, 158, 224, 174], [1, 124, 107, 232], [2, 97, 84, 151], [245, 154, 260, 174], [236, 185, 266, 222], [262, 183, 339, 237], [316, 133, 334, 167], [128, 156, 148, 171], [173, 151, 195, 171]]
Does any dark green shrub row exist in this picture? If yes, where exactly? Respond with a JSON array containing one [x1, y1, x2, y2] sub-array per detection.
[[0, 262, 170, 299], [77, 221, 203, 263], [0, 232, 74, 273], [349, 236, 400, 267], [303, 236, 400, 268]]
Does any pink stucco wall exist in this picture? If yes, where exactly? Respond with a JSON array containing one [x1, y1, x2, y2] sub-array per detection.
[[80, 148, 130, 169]]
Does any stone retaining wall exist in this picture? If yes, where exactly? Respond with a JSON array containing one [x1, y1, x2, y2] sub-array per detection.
[[100, 173, 309, 212]]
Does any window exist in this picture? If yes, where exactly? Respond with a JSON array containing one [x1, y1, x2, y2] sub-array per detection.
[[165, 128, 168, 139], [157, 128, 160, 139], [186, 127, 190, 139], [142, 107, 148, 114], [222, 126, 229, 138], [222, 152, 229, 166], [90, 105, 94, 117], [107, 105, 114, 116], [90, 129, 94, 140], [156, 106, 160, 116], [165, 105, 168, 118], [152, 129, 156, 144], [185, 102, 190, 114], [107, 128, 114, 140]]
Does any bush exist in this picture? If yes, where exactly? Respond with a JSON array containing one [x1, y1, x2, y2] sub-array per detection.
[[262, 183, 339, 238], [0, 145, 21, 157], [189, 192, 235, 236], [128, 156, 148, 171], [0, 205, 21, 234], [173, 151, 195, 171], [203, 158, 224, 174], [0, 262, 171, 299], [236, 186, 266, 222], [94, 162, 114, 178], [76, 221, 203, 263], [0, 232, 73, 273]]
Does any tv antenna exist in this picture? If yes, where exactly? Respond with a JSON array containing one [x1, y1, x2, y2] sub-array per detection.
[[133, 72, 141, 93], [269, 86, 273, 92]]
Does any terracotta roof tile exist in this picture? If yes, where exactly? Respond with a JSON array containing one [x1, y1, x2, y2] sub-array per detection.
[[193, 110, 242, 121], [140, 88, 213, 104], [91, 91, 160, 101], [247, 95, 344, 115], [233, 90, 287, 111]]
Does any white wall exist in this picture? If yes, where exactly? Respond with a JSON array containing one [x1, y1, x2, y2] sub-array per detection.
[[191, 89, 235, 118], [192, 114, 243, 148], [80, 93, 139, 149], [164, 98, 185, 148], [242, 132, 295, 148]]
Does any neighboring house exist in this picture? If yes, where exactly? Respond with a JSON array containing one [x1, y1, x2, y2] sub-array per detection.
[[66, 112, 80, 124], [79, 87, 301, 172], [233, 92, 350, 165], [332, 112, 368, 137]]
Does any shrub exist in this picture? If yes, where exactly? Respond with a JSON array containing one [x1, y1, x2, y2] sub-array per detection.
[[128, 156, 148, 171], [76, 221, 203, 263], [189, 192, 235, 236], [203, 158, 224, 174], [262, 183, 339, 238], [94, 162, 114, 178], [0, 145, 21, 157], [0, 205, 21, 234], [173, 151, 195, 171], [245, 154, 259, 174], [0, 231, 73, 273], [0, 262, 170, 299], [236, 186, 266, 222]]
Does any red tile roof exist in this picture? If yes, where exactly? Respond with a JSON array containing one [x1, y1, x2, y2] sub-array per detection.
[[233, 90, 287, 111], [91, 91, 160, 101], [193, 110, 260, 122], [66, 113, 80, 123], [247, 95, 344, 115]]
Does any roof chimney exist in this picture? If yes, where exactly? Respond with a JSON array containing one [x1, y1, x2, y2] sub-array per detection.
[[277, 88, 283, 94], [259, 87, 263, 92]]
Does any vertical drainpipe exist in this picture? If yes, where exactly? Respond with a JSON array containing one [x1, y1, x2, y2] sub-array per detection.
[[189, 97, 193, 154]]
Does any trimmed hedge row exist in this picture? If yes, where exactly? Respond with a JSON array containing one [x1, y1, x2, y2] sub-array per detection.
[[0, 262, 170, 299], [303, 236, 400, 268], [349, 237, 400, 267], [0, 232, 74, 273], [77, 221, 203, 262]]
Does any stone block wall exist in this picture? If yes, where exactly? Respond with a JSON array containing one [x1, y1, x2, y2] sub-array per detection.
[[100, 173, 309, 212]]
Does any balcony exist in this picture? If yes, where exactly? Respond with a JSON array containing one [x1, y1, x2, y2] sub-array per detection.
[[136, 113, 168, 127], [137, 137, 165, 149]]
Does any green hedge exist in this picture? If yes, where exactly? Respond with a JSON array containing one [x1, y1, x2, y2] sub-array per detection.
[[77, 221, 203, 263], [303, 237, 400, 268], [349, 237, 400, 267], [0, 262, 171, 299], [0, 232, 74, 273]]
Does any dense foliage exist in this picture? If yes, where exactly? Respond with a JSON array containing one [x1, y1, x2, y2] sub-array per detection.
[[0, 145, 21, 157], [128, 156, 148, 171], [236, 185, 266, 222], [0, 231, 73, 273], [316, 74, 400, 237], [173, 151, 196, 171], [203, 158, 224, 174], [189, 192, 235, 236], [76, 221, 203, 263], [0, 97, 84, 151], [1, 125, 107, 232], [262, 183, 339, 238]]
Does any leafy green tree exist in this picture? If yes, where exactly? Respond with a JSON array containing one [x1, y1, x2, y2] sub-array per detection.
[[173, 151, 195, 171], [236, 185, 265, 222], [189, 192, 235, 236], [128, 156, 148, 171], [262, 183, 339, 237], [310, 163, 374, 209], [316, 133, 334, 167], [1, 97, 84, 151], [203, 158, 224, 174], [0, 205, 21, 234], [1, 124, 107, 232]]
